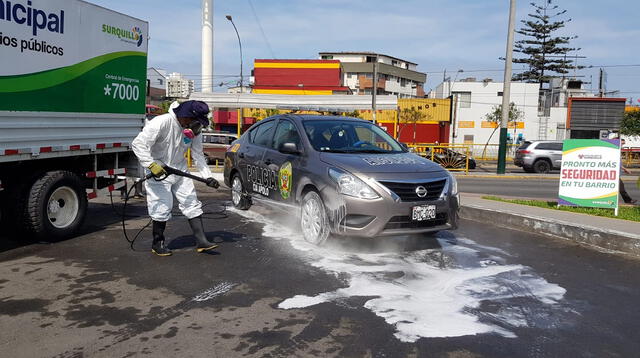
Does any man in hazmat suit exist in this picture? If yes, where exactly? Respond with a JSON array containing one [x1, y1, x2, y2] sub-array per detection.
[[132, 100, 220, 256]]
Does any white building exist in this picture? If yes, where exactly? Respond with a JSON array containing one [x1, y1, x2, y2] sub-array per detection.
[[166, 72, 195, 98], [538, 78, 596, 141], [146, 68, 167, 104], [319, 52, 426, 98], [433, 78, 540, 147]]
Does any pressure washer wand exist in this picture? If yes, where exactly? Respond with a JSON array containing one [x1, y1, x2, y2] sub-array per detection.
[[142, 166, 218, 188]]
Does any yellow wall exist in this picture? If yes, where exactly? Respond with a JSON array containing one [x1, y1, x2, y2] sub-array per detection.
[[252, 89, 333, 95], [398, 98, 451, 122], [481, 121, 525, 129]]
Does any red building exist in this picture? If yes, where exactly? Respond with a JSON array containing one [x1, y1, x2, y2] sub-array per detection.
[[252, 59, 350, 95]]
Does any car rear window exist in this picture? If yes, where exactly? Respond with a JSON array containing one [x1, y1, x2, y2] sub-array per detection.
[[535, 142, 562, 150], [518, 141, 532, 150]]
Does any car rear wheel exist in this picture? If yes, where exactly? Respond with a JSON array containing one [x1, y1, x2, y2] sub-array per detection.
[[231, 173, 251, 210], [533, 160, 551, 174], [300, 191, 330, 245]]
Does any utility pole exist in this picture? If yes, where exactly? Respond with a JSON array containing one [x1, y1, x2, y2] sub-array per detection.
[[372, 54, 378, 124], [497, 0, 517, 174]]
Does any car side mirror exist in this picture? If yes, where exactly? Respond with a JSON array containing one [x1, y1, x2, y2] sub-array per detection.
[[280, 142, 300, 154]]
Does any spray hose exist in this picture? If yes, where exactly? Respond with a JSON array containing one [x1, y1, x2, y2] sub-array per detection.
[[121, 165, 224, 251]]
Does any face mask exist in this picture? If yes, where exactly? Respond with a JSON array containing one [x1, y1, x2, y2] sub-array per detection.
[[182, 120, 203, 140]]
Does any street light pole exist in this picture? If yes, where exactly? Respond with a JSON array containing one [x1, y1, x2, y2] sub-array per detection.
[[372, 54, 378, 124], [226, 15, 243, 137], [225, 15, 243, 90], [497, 0, 517, 174]]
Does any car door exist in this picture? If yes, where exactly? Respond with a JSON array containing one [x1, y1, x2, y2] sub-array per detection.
[[262, 119, 304, 204], [550, 142, 564, 168], [237, 120, 276, 198]]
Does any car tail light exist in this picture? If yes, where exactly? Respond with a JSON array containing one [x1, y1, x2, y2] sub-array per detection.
[[518, 150, 531, 154]]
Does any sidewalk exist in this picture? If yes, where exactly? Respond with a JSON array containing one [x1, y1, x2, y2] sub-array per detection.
[[460, 192, 640, 259]]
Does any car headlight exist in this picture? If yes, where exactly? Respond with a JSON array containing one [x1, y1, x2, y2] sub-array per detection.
[[449, 174, 458, 195], [329, 168, 380, 200]]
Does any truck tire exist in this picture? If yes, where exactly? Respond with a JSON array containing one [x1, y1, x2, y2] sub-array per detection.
[[533, 159, 551, 174], [22, 171, 87, 240]]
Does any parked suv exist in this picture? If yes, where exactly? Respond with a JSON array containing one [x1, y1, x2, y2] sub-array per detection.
[[202, 132, 238, 164], [514, 140, 563, 173]]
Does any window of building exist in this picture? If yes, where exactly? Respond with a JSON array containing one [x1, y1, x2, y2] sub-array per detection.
[[321, 55, 333, 60], [497, 91, 503, 96], [453, 91, 471, 108], [366, 56, 376, 63]]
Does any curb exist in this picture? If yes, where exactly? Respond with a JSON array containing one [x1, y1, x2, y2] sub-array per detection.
[[456, 174, 639, 182], [456, 174, 559, 180], [460, 205, 640, 259]]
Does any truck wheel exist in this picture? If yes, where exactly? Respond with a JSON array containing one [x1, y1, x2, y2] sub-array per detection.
[[23, 171, 87, 240], [300, 191, 330, 245], [231, 173, 251, 210], [533, 160, 551, 174]]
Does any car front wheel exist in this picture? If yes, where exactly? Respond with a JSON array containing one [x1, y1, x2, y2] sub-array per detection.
[[231, 173, 251, 210], [300, 191, 330, 245]]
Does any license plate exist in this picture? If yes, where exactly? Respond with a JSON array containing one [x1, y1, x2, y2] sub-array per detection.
[[411, 205, 436, 221]]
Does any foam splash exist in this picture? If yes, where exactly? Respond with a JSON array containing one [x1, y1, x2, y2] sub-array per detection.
[[230, 208, 566, 342], [193, 282, 237, 302]]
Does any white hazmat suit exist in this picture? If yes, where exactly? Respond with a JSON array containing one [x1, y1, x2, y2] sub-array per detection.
[[132, 102, 213, 221]]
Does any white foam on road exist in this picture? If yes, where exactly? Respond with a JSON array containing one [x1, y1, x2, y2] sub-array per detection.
[[193, 282, 237, 302], [230, 208, 566, 342]]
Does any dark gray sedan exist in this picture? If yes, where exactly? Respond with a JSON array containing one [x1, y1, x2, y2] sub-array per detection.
[[224, 114, 459, 244]]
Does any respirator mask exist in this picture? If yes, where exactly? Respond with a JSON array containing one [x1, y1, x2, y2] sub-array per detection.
[[182, 120, 203, 139]]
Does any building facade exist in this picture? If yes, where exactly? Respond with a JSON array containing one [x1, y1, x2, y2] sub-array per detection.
[[319, 52, 426, 98], [251, 59, 350, 95], [433, 78, 540, 147], [166, 72, 195, 99], [146, 67, 166, 105]]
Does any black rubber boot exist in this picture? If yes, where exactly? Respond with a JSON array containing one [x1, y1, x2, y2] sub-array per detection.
[[188, 216, 218, 253], [151, 220, 172, 257]]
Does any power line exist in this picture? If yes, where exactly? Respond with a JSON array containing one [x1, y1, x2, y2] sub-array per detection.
[[247, 0, 276, 59]]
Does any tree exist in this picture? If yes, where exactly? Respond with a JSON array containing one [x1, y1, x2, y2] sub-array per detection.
[[482, 103, 524, 158], [397, 108, 428, 144], [343, 110, 362, 119], [621, 110, 640, 137], [512, 0, 584, 83]]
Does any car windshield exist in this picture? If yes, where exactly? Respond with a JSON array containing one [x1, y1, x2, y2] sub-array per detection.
[[303, 120, 404, 153]]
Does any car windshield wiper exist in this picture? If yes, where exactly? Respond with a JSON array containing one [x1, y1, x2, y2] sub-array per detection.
[[319, 149, 354, 153], [350, 149, 391, 154]]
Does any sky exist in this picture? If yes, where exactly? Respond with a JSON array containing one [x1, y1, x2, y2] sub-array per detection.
[[90, 0, 640, 103]]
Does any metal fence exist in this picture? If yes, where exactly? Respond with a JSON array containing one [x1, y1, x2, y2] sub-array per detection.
[[407, 144, 473, 173], [622, 148, 640, 168], [407, 143, 519, 161]]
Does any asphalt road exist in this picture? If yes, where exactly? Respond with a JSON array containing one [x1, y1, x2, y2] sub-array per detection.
[[457, 175, 640, 201], [1, 186, 640, 357]]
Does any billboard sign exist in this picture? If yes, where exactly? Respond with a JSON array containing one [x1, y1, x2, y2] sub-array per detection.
[[0, 0, 149, 114], [558, 139, 621, 209]]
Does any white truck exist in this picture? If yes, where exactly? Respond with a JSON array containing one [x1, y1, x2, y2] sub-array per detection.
[[0, 0, 148, 239]]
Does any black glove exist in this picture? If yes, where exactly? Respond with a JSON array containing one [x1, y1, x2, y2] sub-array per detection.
[[205, 177, 219, 189]]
